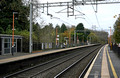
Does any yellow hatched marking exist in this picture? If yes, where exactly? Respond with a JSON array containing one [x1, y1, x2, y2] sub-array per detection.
[[101, 45, 110, 78]]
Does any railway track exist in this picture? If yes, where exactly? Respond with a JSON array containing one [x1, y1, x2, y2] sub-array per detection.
[[4, 45, 101, 78], [54, 46, 101, 78]]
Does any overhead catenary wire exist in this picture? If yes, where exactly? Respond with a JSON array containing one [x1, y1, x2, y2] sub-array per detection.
[[94, 12, 101, 28], [39, 1, 100, 27], [74, 6, 84, 15], [48, 7, 75, 25], [40, 10, 73, 26], [84, 18, 92, 27], [48, 6, 94, 27], [90, 0, 101, 28], [74, 6, 93, 27], [55, 7, 92, 27], [84, 15, 93, 25]]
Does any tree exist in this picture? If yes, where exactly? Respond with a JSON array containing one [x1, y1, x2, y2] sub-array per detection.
[[113, 16, 120, 43], [55, 24, 61, 33], [61, 23, 67, 33], [76, 23, 84, 32], [0, 27, 4, 34], [76, 23, 85, 42], [33, 23, 41, 42], [40, 23, 55, 43], [87, 30, 108, 44], [0, 0, 29, 33], [88, 32, 98, 43], [84, 29, 90, 42]]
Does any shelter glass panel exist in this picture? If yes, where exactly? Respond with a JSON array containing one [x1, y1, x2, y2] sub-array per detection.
[[4, 43, 10, 48], [4, 38, 11, 54], [4, 38, 10, 43], [4, 48, 10, 54]]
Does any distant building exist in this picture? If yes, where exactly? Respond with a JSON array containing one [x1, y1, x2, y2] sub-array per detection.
[[0, 34, 22, 55]]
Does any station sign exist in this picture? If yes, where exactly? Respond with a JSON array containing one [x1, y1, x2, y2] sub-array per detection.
[[56, 38, 59, 40], [57, 35, 59, 37]]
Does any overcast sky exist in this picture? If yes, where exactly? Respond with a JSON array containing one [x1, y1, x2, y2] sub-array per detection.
[[36, 0, 120, 34]]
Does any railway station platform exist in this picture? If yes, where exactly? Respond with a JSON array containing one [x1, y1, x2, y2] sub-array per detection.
[[84, 44, 120, 78], [0, 44, 95, 64]]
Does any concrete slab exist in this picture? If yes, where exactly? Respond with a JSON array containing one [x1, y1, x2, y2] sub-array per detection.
[[85, 44, 120, 78]]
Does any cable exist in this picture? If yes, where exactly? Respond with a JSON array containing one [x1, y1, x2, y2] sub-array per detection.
[[74, 5, 94, 26], [84, 18, 92, 27], [90, 0, 101, 28], [94, 12, 101, 28], [39, 2, 99, 27], [48, 8, 75, 25], [84, 15, 93, 25], [75, 6, 84, 15], [74, 6, 92, 27], [41, 10, 73, 26]]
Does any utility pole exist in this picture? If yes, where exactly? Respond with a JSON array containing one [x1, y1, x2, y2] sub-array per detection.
[[74, 30, 76, 46], [29, 0, 33, 53], [56, 28, 58, 47], [77, 33, 79, 44], [109, 27, 112, 50], [12, 13, 14, 48], [12, 12, 18, 56], [90, 36, 91, 44], [69, 30, 71, 45]]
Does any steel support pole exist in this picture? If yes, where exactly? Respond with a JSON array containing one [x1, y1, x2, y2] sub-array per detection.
[[29, 2, 33, 53], [12, 13, 14, 47], [12, 13, 14, 56], [110, 27, 112, 50], [74, 30, 76, 46]]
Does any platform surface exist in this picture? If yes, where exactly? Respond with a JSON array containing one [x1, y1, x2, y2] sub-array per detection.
[[85, 44, 120, 78]]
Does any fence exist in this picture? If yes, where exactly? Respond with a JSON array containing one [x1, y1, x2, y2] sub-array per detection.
[[22, 41, 42, 52], [112, 44, 120, 56], [33, 42, 42, 51]]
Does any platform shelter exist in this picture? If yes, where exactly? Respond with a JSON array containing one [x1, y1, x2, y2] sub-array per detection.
[[0, 34, 22, 55]]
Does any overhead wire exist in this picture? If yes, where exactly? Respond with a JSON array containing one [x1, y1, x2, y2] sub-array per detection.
[[41, 8, 73, 26], [75, 6, 93, 27], [90, 0, 101, 28], [74, 0, 94, 26], [48, 4, 91, 26], [35, 5, 73, 26], [48, 7, 75, 25], [84, 15, 93, 25], [39, 0, 100, 28]]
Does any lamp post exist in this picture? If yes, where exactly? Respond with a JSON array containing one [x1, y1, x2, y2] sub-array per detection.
[[50, 17, 60, 48], [74, 30, 76, 46], [56, 28, 58, 47], [109, 27, 112, 50], [12, 12, 18, 56], [29, 0, 33, 53]]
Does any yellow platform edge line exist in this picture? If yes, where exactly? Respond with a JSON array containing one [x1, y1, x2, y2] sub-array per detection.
[[106, 45, 118, 78]]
